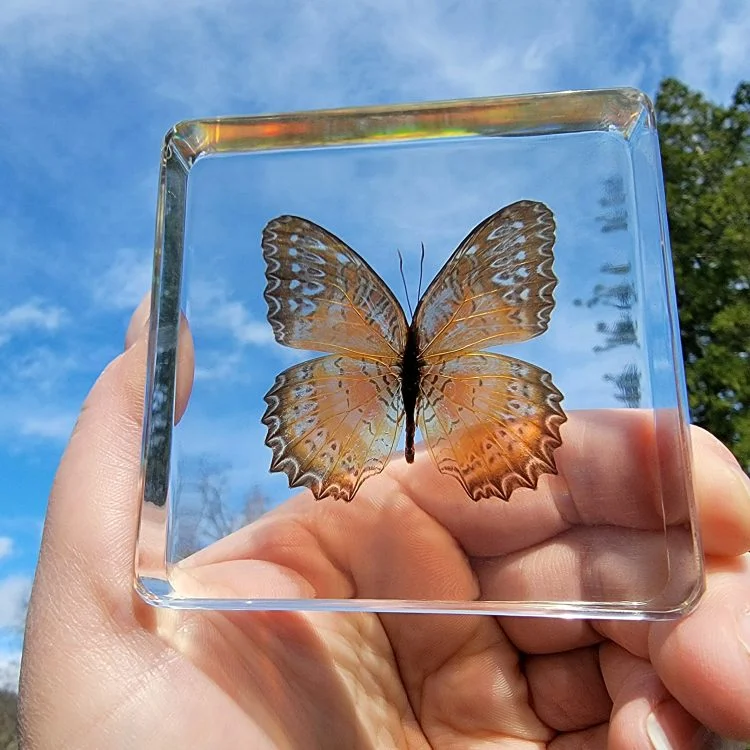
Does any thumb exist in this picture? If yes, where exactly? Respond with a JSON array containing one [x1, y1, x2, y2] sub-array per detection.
[[35, 296, 194, 608]]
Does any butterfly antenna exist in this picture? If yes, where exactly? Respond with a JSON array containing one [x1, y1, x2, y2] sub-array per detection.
[[417, 242, 426, 301], [398, 248, 414, 317]]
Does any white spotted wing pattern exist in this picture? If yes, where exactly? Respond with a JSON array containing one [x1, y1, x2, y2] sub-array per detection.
[[261, 201, 566, 502]]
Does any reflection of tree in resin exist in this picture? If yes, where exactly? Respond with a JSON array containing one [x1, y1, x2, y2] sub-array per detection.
[[173, 457, 269, 554], [574, 176, 642, 407], [144, 373, 173, 508], [604, 364, 642, 409], [584, 262, 638, 353], [596, 175, 629, 234]]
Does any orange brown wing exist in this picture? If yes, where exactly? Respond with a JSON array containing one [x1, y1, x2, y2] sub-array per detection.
[[263, 215, 408, 361], [414, 200, 557, 362], [413, 201, 565, 501], [262, 215, 410, 501], [418, 353, 565, 501], [262, 355, 404, 502]]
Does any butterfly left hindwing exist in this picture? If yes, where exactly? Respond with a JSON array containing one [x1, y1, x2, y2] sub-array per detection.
[[263, 355, 404, 502]]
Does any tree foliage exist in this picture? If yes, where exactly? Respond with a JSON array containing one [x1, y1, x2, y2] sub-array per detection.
[[656, 78, 750, 468], [0, 690, 18, 749]]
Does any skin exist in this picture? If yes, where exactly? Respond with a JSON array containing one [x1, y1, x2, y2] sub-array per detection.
[[18, 297, 750, 749]]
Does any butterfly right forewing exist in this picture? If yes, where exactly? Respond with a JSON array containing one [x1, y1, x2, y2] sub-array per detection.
[[414, 200, 557, 361]]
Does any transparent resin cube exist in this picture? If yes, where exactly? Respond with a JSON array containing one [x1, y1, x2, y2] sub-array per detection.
[[136, 88, 703, 619]]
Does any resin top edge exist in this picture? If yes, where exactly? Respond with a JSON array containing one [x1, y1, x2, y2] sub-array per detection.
[[165, 87, 648, 164]]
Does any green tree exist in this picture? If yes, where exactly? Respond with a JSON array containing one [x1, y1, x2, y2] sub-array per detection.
[[656, 78, 750, 468], [0, 690, 18, 749]]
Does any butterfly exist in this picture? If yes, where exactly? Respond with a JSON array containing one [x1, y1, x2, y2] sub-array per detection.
[[261, 200, 566, 502]]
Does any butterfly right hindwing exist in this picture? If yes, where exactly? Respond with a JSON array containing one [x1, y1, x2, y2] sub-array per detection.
[[418, 352, 565, 501]]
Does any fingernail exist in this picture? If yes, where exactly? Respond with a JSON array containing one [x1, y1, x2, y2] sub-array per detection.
[[647, 711, 674, 750], [721, 460, 750, 506], [738, 604, 750, 655], [125, 294, 151, 350]]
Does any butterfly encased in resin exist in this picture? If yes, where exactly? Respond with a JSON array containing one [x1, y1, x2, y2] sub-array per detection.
[[261, 200, 566, 502]]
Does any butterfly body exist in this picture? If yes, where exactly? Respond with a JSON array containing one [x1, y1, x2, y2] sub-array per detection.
[[261, 201, 567, 502], [399, 322, 424, 464]]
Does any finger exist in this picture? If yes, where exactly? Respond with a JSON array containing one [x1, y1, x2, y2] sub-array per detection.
[[647, 555, 750, 741], [178, 479, 554, 741], [548, 724, 608, 748], [180, 472, 478, 602], [379, 612, 554, 746], [475, 522, 694, 613], [690, 426, 750, 556], [187, 410, 703, 652], [126, 293, 194, 425], [389, 409, 692, 560], [125, 292, 151, 348], [476, 422, 750, 656], [600, 643, 708, 750], [524, 646, 612, 732], [36, 299, 195, 604], [181, 505, 554, 742], [594, 430, 750, 661]]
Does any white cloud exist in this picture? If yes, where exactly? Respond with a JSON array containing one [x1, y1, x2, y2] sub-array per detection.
[[0, 398, 80, 448], [191, 279, 274, 348], [18, 412, 76, 441], [208, 301, 274, 346], [0, 0, 681, 114], [4, 346, 80, 394], [184, 278, 285, 386], [0, 645, 21, 692], [0, 344, 94, 450], [0, 538, 13, 561], [667, 0, 750, 101], [92, 247, 152, 312], [0, 574, 31, 630], [0, 300, 67, 347], [194, 350, 243, 383]]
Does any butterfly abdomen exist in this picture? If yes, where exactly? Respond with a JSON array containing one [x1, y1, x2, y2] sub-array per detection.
[[400, 323, 424, 463]]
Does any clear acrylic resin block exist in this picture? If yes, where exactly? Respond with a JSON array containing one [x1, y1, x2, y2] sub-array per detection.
[[136, 88, 703, 619]]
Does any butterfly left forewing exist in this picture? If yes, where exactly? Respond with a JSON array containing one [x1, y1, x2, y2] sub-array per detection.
[[263, 355, 404, 502], [418, 353, 565, 501], [263, 215, 408, 361]]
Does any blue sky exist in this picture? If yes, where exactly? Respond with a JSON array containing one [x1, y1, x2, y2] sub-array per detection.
[[0, 0, 748, 687]]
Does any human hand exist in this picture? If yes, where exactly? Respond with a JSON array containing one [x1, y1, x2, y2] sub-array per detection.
[[19, 300, 750, 748]]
